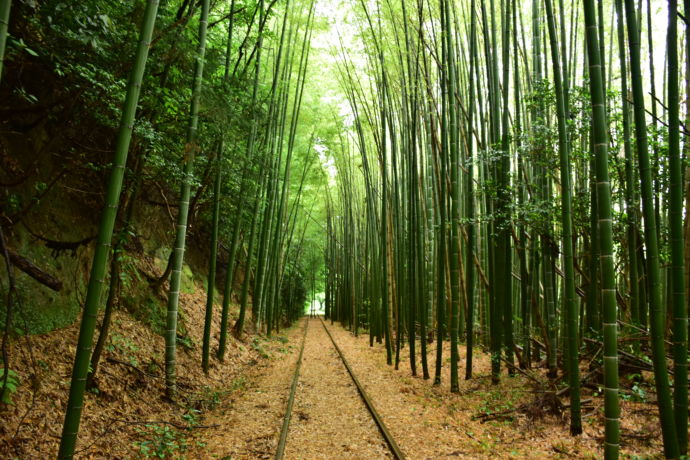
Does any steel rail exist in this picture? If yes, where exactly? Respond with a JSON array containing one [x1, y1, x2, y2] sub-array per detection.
[[319, 317, 406, 460], [275, 319, 309, 460]]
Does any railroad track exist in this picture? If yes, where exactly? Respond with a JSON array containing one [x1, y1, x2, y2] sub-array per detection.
[[275, 318, 309, 459], [275, 317, 405, 460]]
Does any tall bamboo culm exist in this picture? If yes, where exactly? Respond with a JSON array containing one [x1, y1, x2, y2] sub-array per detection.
[[666, 0, 688, 453], [581, 0, 620, 457], [164, 0, 210, 399], [543, 0, 581, 436], [623, 0, 679, 455], [0, 0, 11, 82], [58, 1, 161, 457]]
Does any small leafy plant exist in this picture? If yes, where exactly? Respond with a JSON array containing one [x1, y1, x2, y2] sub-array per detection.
[[106, 333, 139, 366], [133, 424, 189, 459], [0, 367, 20, 405], [620, 383, 647, 403], [250, 337, 269, 359]]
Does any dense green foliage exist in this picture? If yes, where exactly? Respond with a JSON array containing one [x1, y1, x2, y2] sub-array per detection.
[[322, 1, 688, 459], [1, 0, 331, 455]]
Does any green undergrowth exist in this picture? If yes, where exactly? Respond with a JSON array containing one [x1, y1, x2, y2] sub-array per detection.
[[250, 336, 270, 359], [475, 386, 521, 421], [132, 409, 207, 459]]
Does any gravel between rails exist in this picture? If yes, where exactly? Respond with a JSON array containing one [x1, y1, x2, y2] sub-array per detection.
[[191, 320, 307, 459], [282, 317, 392, 459]]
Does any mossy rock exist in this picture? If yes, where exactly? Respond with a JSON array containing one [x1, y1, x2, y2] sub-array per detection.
[[181, 264, 195, 294], [0, 234, 87, 335]]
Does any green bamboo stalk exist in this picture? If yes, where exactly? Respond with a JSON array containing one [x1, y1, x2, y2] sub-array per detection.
[[381, 65, 393, 367], [623, 0, 679, 455], [216, 167, 246, 360], [223, 0, 236, 83], [613, 0, 640, 341], [586, 156, 601, 336], [498, 0, 514, 375], [202, 143, 224, 373], [434, 0, 449, 385], [582, 0, 620, 456], [464, 0, 477, 381], [513, 0, 528, 371], [252, 0, 291, 331], [442, 0, 460, 394], [233, 177, 265, 339], [58, 1, 160, 457], [422, 95, 432, 381], [0, 0, 10, 83], [216, 0, 240, 362], [267, 2, 314, 334], [646, 0, 661, 257], [87, 153, 147, 387], [230, 0, 265, 340], [544, 0, 581, 435], [666, 0, 688, 452], [482, 0, 502, 384], [164, 0, 210, 399], [398, 0, 418, 379]]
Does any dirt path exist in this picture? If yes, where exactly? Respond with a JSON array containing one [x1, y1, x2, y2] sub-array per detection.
[[282, 318, 391, 459], [194, 317, 662, 459], [191, 321, 306, 459], [193, 318, 391, 459]]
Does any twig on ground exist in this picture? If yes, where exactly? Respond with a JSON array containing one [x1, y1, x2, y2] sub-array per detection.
[[499, 356, 544, 386], [106, 357, 161, 379]]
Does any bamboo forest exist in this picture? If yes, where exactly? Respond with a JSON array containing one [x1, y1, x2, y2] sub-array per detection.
[[1, 0, 690, 458]]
